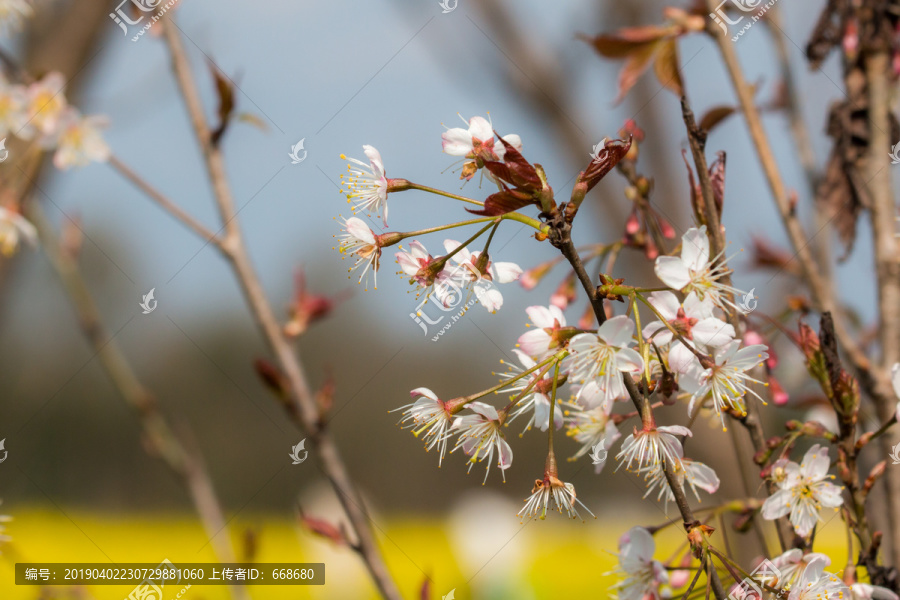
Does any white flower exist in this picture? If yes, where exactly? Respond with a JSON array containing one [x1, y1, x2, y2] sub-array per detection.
[[0, 0, 32, 31], [566, 315, 643, 404], [769, 549, 832, 590], [395, 241, 457, 304], [341, 145, 389, 226], [0, 206, 37, 256], [679, 339, 769, 429], [518, 304, 568, 359], [442, 239, 521, 313], [761, 444, 844, 538], [787, 555, 849, 600], [654, 226, 743, 310], [642, 291, 734, 373], [611, 526, 669, 600], [393, 387, 454, 466], [441, 114, 521, 160], [335, 216, 381, 290], [565, 394, 620, 473], [517, 474, 594, 521], [503, 349, 563, 434], [16, 71, 67, 141], [451, 401, 513, 483], [52, 109, 110, 170], [851, 583, 900, 600], [616, 425, 690, 472], [640, 459, 720, 511]]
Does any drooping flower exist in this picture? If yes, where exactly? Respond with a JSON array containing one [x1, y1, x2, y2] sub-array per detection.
[[616, 425, 690, 473], [441, 114, 521, 162], [518, 473, 594, 521], [611, 526, 669, 600], [502, 349, 563, 434], [566, 315, 643, 404], [654, 226, 744, 311], [761, 444, 844, 538], [16, 71, 67, 141], [517, 304, 569, 359], [769, 549, 833, 590], [565, 394, 620, 474], [52, 109, 110, 170], [679, 339, 769, 429], [641, 291, 734, 373], [786, 555, 849, 600], [442, 239, 521, 313], [640, 459, 720, 511], [341, 145, 389, 226], [850, 583, 900, 600], [395, 240, 459, 306], [334, 216, 382, 290], [451, 401, 512, 483], [0, 206, 37, 256], [393, 388, 456, 466]]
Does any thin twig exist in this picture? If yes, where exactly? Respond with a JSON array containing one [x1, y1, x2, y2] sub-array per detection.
[[161, 18, 401, 599]]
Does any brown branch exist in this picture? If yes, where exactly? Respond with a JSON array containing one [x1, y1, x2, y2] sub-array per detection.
[[24, 201, 248, 600], [160, 18, 401, 600]]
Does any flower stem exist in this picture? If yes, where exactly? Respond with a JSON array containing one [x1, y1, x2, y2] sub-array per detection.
[[405, 182, 484, 206]]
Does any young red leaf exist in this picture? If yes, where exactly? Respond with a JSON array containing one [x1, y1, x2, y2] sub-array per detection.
[[466, 187, 535, 217], [653, 38, 684, 98], [299, 514, 347, 546], [582, 137, 632, 193]]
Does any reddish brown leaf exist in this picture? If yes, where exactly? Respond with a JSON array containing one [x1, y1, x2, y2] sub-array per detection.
[[698, 105, 737, 132], [209, 63, 235, 147], [484, 133, 541, 191], [615, 41, 662, 104], [653, 39, 684, 98], [466, 187, 535, 217], [582, 137, 632, 193]]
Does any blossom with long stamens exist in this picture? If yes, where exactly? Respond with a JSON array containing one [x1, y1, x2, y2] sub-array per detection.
[[393, 387, 457, 466], [564, 392, 620, 473], [334, 217, 383, 291], [641, 291, 734, 373], [639, 458, 719, 511], [761, 444, 844, 538], [341, 145, 389, 226], [517, 472, 594, 522], [616, 425, 690, 473], [610, 526, 669, 600], [566, 315, 643, 404], [441, 114, 521, 162], [0, 206, 37, 256], [450, 401, 512, 483], [769, 549, 834, 590], [442, 239, 521, 313], [518, 304, 570, 359], [502, 350, 563, 434], [52, 108, 110, 170], [654, 225, 744, 311], [786, 555, 849, 600], [679, 339, 769, 429]]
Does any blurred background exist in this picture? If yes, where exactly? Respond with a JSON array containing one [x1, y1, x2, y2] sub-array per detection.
[[0, 0, 887, 597]]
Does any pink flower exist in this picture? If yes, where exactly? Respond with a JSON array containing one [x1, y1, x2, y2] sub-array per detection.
[[451, 402, 513, 483], [566, 315, 643, 404], [518, 305, 568, 359], [441, 114, 521, 161], [612, 527, 669, 600], [442, 239, 521, 313]]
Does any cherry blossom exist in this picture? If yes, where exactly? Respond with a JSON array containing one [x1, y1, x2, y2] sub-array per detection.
[[654, 225, 744, 310], [611, 526, 669, 600], [52, 108, 110, 170], [341, 145, 389, 226], [394, 388, 455, 466], [640, 458, 720, 510], [566, 315, 643, 404], [786, 555, 849, 600], [616, 425, 690, 472], [564, 395, 620, 474], [441, 114, 521, 162], [502, 349, 563, 434], [517, 304, 569, 359], [517, 474, 593, 521], [335, 217, 382, 290], [16, 71, 67, 141], [451, 402, 513, 483], [442, 239, 521, 313], [761, 444, 844, 537]]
